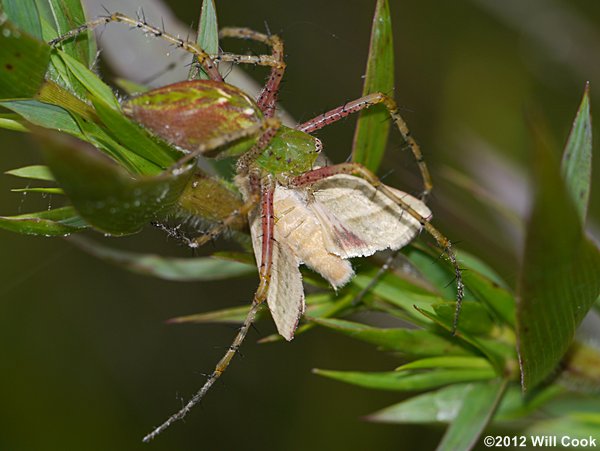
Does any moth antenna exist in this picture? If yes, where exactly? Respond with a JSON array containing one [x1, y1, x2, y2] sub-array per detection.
[[142, 301, 263, 443]]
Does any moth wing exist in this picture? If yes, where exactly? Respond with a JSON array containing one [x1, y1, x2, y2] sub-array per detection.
[[267, 239, 305, 341], [273, 186, 354, 289], [311, 174, 432, 259], [249, 190, 305, 341]]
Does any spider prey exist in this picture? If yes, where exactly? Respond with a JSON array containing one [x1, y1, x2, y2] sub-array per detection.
[[50, 12, 464, 442]]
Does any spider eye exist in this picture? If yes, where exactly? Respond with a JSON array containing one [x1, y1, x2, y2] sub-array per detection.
[[314, 138, 323, 153]]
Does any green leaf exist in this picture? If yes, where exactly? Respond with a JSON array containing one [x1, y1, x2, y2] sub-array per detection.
[[366, 383, 474, 424], [68, 235, 255, 281], [168, 304, 267, 325], [0, 206, 86, 235], [313, 368, 496, 392], [455, 248, 509, 288], [5, 164, 55, 181], [73, 114, 163, 175], [561, 83, 592, 221], [36, 79, 96, 120], [405, 246, 460, 301], [58, 50, 120, 109], [12, 187, 63, 194], [494, 385, 564, 421], [367, 383, 561, 425], [311, 317, 472, 357], [526, 416, 600, 442], [461, 269, 516, 328], [36, 0, 96, 68], [436, 379, 508, 451], [91, 97, 179, 171], [351, 272, 442, 325], [189, 0, 219, 80], [432, 302, 494, 336], [414, 306, 515, 374], [397, 356, 492, 371], [517, 123, 600, 390], [2, 0, 43, 38], [259, 293, 356, 344], [113, 78, 149, 95], [37, 131, 194, 235], [0, 113, 28, 131], [351, 0, 394, 172], [0, 19, 51, 98], [1, 100, 81, 136]]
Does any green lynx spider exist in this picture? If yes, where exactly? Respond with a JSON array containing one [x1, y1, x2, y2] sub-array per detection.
[[50, 12, 464, 442]]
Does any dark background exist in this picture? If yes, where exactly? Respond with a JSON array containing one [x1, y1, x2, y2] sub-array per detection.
[[1, 1, 599, 450]]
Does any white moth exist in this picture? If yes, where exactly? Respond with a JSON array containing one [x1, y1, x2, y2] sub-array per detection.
[[248, 174, 432, 341]]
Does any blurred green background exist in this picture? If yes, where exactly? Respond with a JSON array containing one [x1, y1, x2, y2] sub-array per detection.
[[1, 0, 599, 450]]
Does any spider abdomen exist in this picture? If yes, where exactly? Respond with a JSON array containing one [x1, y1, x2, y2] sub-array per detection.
[[123, 79, 263, 157]]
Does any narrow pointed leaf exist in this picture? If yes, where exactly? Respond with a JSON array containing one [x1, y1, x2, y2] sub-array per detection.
[[0, 113, 28, 132], [168, 304, 267, 325], [36, 79, 97, 120], [414, 306, 514, 373], [311, 317, 472, 357], [367, 383, 474, 424], [462, 270, 516, 328], [351, 0, 394, 172], [259, 293, 357, 344], [58, 50, 120, 109], [396, 356, 492, 371], [2, 0, 43, 38], [12, 187, 63, 194], [1, 100, 82, 136], [5, 165, 55, 181], [73, 113, 163, 175], [37, 131, 194, 235], [37, 0, 96, 68], [517, 124, 600, 390], [367, 383, 561, 425], [436, 379, 509, 451], [68, 235, 255, 281], [0, 19, 51, 98], [313, 368, 496, 392], [0, 206, 86, 235], [189, 0, 219, 80], [432, 302, 494, 336], [561, 83, 592, 221], [405, 246, 460, 301], [352, 272, 441, 325], [91, 97, 179, 171]]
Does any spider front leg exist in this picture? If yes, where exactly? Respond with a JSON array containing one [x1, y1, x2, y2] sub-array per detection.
[[291, 162, 464, 330], [216, 28, 285, 116], [49, 12, 223, 82], [143, 175, 276, 443], [298, 93, 433, 199]]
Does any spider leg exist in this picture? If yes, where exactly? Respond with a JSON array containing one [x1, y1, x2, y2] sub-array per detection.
[[217, 28, 285, 117], [49, 12, 223, 82], [236, 117, 282, 174], [193, 192, 259, 247], [290, 162, 464, 331], [143, 175, 275, 442], [297, 93, 433, 199], [191, 115, 281, 245]]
